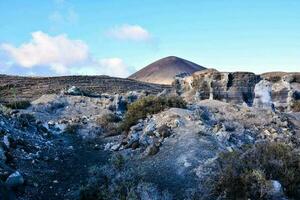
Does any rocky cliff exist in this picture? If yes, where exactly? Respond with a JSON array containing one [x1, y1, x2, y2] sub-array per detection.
[[174, 69, 300, 111]]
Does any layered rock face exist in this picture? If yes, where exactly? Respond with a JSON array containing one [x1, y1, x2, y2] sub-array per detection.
[[174, 69, 300, 111]]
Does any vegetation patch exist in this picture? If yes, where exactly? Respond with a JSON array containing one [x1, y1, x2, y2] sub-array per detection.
[[96, 113, 121, 136], [4, 100, 31, 109], [63, 124, 82, 134], [291, 101, 300, 112], [214, 142, 300, 199], [17, 113, 36, 129], [79, 153, 171, 200], [120, 96, 187, 132]]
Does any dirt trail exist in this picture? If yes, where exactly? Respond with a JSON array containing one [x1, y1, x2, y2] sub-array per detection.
[[21, 134, 110, 200]]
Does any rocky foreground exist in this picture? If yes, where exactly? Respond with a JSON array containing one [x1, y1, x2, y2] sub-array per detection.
[[0, 69, 299, 200]]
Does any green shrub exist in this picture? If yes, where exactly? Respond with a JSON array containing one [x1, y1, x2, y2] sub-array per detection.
[[215, 142, 300, 199], [79, 155, 136, 200], [63, 124, 81, 134], [120, 96, 186, 132], [96, 113, 120, 125], [79, 155, 170, 200], [5, 100, 31, 109], [291, 101, 300, 112], [17, 113, 36, 128], [111, 153, 125, 170], [96, 113, 121, 136]]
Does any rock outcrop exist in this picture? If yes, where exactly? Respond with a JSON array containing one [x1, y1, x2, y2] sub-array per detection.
[[174, 69, 300, 111]]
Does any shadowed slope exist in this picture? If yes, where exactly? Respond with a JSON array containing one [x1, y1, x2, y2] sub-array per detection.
[[0, 75, 168, 102]]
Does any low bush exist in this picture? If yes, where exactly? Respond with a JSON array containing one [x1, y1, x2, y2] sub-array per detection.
[[111, 153, 125, 170], [4, 100, 31, 109], [215, 142, 300, 199], [0, 104, 10, 115], [79, 154, 172, 200], [96, 113, 121, 136], [17, 113, 36, 128], [291, 101, 300, 112], [96, 113, 120, 125], [120, 96, 186, 132], [63, 124, 81, 134]]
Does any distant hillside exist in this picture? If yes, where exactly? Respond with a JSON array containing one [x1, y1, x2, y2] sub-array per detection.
[[128, 56, 206, 85], [0, 75, 168, 102]]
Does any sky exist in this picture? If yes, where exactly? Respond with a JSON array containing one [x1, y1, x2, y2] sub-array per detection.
[[0, 0, 299, 77]]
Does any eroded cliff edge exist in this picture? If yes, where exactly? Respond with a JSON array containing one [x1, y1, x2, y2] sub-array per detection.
[[174, 69, 300, 112]]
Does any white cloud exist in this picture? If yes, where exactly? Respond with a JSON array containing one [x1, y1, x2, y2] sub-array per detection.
[[71, 58, 130, 77], [108, 24, 151, 41], [49, 8, 78, 25], [54, 0, 65, 5], [1, 31, 89, 71], [49, 0, 78, 29], [50, 63, 69, 74], [1, 31, 132, 77], [99, 58, 131, 77]]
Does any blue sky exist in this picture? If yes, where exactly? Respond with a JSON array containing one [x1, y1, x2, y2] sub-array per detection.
[[0, 0, 299, 77]]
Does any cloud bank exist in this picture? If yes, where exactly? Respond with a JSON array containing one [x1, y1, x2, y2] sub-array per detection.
[[108, 24, 151, 41], [1, 31, 131, 77]]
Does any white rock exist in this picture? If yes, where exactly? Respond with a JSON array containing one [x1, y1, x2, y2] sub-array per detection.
[[3, 135, 10, 148], [111, 144, 120, 151], [144, 122, 156, 134], [6, 171, 24, 187], [253, 80, 274, 110], [270, 180, 283, 194], [66, 86, 82, 95]]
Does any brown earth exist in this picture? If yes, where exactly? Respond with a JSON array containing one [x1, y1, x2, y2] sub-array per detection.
[[0, 75, 168, 103], [128, 56, 206, 85]]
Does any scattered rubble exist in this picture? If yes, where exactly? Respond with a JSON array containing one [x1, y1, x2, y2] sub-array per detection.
[[0, 82, 299, 199]]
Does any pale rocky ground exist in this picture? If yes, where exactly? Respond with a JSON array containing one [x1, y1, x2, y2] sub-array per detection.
[[0, 70, 299, 199], [110, 99, 298, 199]]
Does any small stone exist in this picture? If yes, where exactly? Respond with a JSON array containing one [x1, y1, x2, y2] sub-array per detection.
[[94, 144, 100, 150], [174, 119, 183, 127], [66, 86, 82, 95], [157, 125, 172, 138], [267, 180, 286, 199], [67, 146, 74, 150], [104, 142, 113, 151], [264, 130, 271, 135], [226, 146, 233, 152], [144, 122, 156, 135], [131, 141, 139, 150], [5, 171, 24, 187], [3, 135, 10, 148], [145, 145, 159, 156], [130, 123, 143, 132], [111, 144, 120, 151]]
